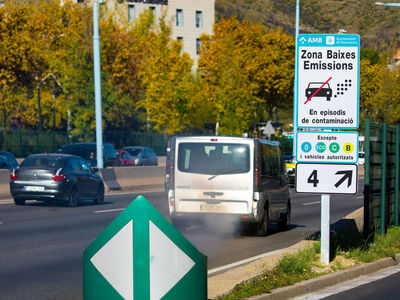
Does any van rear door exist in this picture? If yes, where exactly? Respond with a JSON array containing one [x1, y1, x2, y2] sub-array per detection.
[[174, 138, 253, 215]]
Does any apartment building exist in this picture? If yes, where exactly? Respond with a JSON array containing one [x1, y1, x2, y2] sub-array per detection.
[[63, 0, 215, 68]]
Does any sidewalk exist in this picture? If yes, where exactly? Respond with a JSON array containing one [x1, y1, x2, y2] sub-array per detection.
[[207, 207, 391, 300]]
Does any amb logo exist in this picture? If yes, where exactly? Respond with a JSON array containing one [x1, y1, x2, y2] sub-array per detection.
[[300, 37, 323, 44]]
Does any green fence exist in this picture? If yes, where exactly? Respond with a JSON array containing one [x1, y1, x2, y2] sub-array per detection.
[[364, 118, 400, 235], [0, 129, 170, 157]]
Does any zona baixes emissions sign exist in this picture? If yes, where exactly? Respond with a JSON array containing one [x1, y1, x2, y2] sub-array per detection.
[[296, 34, 360, 129]]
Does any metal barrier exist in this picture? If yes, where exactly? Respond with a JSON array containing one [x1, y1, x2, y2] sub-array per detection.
[[364, 118, 400, 235], [0, 165, 165, 200], [0, 129, 170, 157]]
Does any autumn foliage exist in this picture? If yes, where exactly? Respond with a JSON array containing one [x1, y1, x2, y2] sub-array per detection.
[[0, 1, 397, 137]]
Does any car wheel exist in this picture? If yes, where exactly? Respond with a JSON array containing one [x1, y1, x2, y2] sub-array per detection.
[[67, 187, 78, 207], [255, 206, 269, 237], [93, 185, 104, 205], [278, 201, 291, 231], [171, 217, 187, 230], [14, 198, 25, 206]]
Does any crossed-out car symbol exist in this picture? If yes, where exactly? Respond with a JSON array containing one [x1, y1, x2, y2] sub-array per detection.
[[305, 82, 333, 101]]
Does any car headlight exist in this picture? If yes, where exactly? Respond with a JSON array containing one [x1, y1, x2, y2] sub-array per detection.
[[135, 158, 139, 165]]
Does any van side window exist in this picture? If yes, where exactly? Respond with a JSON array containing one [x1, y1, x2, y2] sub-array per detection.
[[278, 147, 286, 175], [270, 146, 279, 177], [261, 144, 271, 176], [261, 144, 279, 177]]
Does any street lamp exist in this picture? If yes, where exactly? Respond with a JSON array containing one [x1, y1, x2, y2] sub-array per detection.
[[36, 73, 63, 131]]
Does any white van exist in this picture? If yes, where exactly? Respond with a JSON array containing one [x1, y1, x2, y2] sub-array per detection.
[[165, 136, 290, 236]]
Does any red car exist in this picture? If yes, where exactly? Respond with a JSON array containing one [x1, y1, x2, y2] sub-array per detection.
[[116, 150, 135, 166]]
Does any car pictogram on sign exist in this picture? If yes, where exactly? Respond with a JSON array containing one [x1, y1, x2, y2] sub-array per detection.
[[305, 82, 333, 101]]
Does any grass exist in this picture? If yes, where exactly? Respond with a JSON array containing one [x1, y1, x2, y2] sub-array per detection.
[[217, 227, 400, 300]]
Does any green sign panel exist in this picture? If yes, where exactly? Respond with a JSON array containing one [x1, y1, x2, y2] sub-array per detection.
[[83, 195, 207, 300]]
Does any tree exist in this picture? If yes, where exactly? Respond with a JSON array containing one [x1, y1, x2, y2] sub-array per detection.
[[136, 12, 196, 134], [198, 17, 294, 136]]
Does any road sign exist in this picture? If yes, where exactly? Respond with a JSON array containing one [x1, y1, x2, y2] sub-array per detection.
[[296, 34, 360, 129], [295, 163, 358, 194], [297, 131, 359, 164], [83, 195, 207, 300]]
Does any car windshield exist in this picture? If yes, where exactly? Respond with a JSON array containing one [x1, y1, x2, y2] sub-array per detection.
[[308, 82, 330, 89], [284, 155, 294, 163], [177, 142, 250, 175], [21, 156, 65, 168], [126, 148, 142, 156]]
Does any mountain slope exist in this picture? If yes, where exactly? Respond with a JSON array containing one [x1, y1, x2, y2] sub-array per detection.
[[216, 0, 400, 52]]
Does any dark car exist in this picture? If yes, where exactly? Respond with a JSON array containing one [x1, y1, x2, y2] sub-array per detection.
[[284, 155, 296, 186], [60, 142, 118, 168], [116, 149, 135, 166], [0, 151, 18, 169], [305, 82, 332, 101], [10, 153, 104, 207], [123, 146, 158, 166]]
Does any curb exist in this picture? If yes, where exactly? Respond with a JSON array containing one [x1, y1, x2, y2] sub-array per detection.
[[249, 253, 400, 299]]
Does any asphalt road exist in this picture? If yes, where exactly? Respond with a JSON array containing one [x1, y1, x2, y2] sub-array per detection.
[[0, 183, 364, 300]]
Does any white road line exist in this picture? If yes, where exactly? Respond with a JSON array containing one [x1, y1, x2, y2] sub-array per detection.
[[293, 264, 400, 299], [94, 208, 125, 214], [0, 200, 13, 205], [356, 196, 364, 199], [302, 201, 321, 206], [208, 249, 281, 276], [107, 189, 164, 196]]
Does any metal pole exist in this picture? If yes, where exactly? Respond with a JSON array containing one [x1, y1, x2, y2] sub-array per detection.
[[364, 117, 371, 235], [395, 125, 399, 226], [93, 0, 104, 169], [292, 0, 300, 157], [52, 84, 56, 131], [37, 85, 42, 131], [381, 122, 387, 234], [321, 194, 330, 264]]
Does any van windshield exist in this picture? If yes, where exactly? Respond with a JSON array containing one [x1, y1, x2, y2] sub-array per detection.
[[177, 142, 250, 175]]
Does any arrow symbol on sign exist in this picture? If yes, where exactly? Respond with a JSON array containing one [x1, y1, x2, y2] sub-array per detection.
[[334, 170, 353, 188]]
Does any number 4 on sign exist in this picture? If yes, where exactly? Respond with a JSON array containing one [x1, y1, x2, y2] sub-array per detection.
[[308, 170, 319, 187]]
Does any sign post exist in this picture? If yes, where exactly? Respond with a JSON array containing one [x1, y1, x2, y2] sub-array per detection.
[[294, 34, 360, 265], [83, 195, 207, 300]]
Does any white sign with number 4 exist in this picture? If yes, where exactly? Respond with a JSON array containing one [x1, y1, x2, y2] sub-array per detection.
[[295, 163, 358, 194]]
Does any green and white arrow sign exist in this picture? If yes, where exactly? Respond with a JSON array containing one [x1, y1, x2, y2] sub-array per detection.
[[83, 195, 207, 300]]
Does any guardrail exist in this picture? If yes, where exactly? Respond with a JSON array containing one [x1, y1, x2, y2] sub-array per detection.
[[0, 164, 165, 200]]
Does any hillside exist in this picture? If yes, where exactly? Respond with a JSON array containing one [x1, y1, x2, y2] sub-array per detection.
[[215, 0, 400, 53]]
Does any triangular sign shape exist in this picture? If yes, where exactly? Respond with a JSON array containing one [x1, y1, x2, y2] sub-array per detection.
[[149, 220, 195, 300], [90, 220, 133, 300]]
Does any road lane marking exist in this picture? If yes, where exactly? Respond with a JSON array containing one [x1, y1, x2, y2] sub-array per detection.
[[356, 196, 363, 199], [94, 208, 125, 214], [208, 249, 281, 276], [302, 201, 321, 206], [106, 189, 164, 196]]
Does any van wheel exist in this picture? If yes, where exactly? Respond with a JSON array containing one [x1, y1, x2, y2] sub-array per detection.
[[255, 207, 269, 237], [171, 218, 186, 230], [14, 198, 25, 205], [278, 201, 291, 231]]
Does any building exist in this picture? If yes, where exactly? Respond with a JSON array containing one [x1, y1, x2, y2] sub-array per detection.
[[64, 0, 215, 68]]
